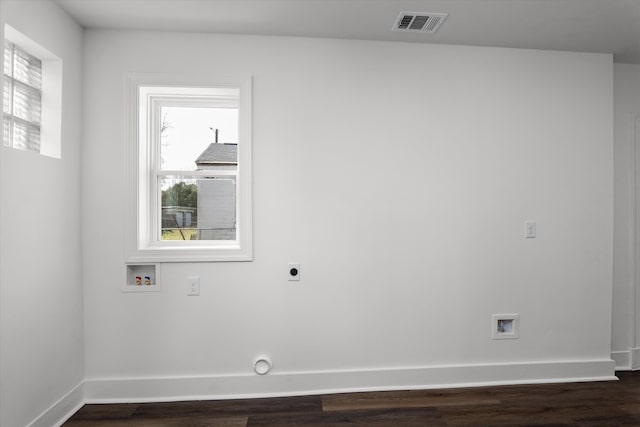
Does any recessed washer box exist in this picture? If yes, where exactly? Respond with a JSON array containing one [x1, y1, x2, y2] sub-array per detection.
[[492, 314, 520, 339], [123, 263, 160, 292]]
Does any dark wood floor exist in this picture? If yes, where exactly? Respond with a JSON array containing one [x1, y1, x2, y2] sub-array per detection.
[[64, 371, 640, 426]]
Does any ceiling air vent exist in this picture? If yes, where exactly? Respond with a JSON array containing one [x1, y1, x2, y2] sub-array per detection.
[[393, 12, 448, 34]]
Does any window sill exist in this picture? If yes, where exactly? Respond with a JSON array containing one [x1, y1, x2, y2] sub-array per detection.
[[126, 245, 252, 263]]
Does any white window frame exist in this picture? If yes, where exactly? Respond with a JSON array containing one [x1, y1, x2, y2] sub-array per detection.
[[125, 74, 252, 262]]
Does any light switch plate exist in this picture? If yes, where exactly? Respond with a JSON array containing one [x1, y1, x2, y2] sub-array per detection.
[[525, 221, 536, 238], [188, 276, 200, 296]]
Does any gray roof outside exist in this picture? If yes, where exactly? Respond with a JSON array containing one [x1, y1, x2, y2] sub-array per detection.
[[195, 143, 237, 165]]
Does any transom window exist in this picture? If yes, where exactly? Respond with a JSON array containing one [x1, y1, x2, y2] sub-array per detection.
[[126, 75, 252, 262], [3, 40, 42, 152]]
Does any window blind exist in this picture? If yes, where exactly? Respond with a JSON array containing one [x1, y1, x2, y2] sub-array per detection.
[[3, 40, 42, 152]]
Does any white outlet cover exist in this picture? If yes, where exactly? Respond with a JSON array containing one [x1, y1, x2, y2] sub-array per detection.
[[288, 263, 300, 281], [492, 314, 520, 339]]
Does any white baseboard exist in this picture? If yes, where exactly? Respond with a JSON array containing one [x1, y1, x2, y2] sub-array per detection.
[[21, 359, 617, 424], [611, 350, 631, 370], [632, 347, 640, 370], [84, 359, 616, 403], [612, 348, 640, 371], [27, 382, 85, 427]]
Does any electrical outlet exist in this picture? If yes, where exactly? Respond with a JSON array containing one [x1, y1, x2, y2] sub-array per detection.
[[288, 263, 300, 281], [188, 276, 200, 296]]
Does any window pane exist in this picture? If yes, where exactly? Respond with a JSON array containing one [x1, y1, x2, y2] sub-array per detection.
[[3, 115, 11, 147], [13, 45, 41, 89], [160, 176, 236, 241], [13, 81, 41, 124], [161, 178, 198, 240], [12, 119, 40, 152], [160, 106, 238, 171], [3, 79, 11, 114], [3, 41, 11, 76]]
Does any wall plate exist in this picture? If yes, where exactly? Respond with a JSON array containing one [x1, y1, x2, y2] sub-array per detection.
[[492, 314, 520, 339], [288, 263, 300, 281]]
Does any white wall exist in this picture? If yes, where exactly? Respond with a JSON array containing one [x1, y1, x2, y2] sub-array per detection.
[[82, 30, 614, 400], [612, 63, 640, 369], [0, 1, 85, 426]]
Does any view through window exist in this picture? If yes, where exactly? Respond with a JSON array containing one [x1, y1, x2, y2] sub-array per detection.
[[159, 105, 239, 241]]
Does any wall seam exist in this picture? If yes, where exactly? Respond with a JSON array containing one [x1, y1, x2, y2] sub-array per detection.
[[634, 113, 640, 362]]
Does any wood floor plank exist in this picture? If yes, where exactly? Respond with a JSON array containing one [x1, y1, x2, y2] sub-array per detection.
[[619, 402, 640, 414], [438, 401, 629, 426], [130, 396, 322, 419], [247, 407, 445, 427], [66, 403, 139, 420], [63, 415, 248, 427], [438, 405, 577, 426], [322, 389, 501, 411]]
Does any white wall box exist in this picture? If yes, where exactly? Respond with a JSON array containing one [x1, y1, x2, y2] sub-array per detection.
[[124, 263, 160, 292], [492, 314, 520, 340]]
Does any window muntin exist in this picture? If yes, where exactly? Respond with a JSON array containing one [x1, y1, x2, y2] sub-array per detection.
[[127, 76, 252, 262], [3, 40, 42, 152]]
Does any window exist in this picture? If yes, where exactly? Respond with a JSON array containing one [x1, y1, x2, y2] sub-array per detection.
[[126, 74, 252, 262], [3, 40, 42, 152], [2, 24, 62, 158]]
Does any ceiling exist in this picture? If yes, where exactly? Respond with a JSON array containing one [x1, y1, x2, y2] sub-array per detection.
[[55, 0, 640, 63]]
